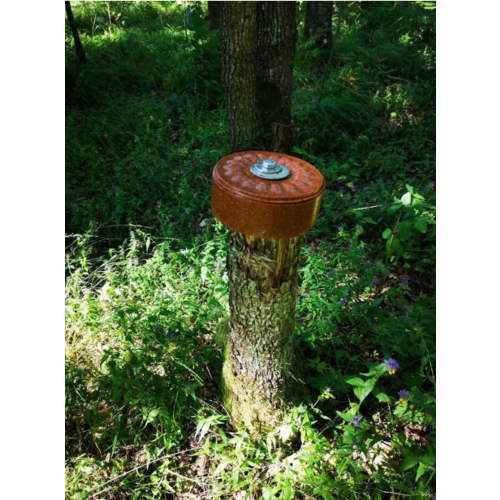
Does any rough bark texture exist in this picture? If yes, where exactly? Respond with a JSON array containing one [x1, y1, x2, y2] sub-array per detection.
[[207, 1, 223, 31], [222, 230, 306, 433], [220, 2, 259, 152], [256, 1, 297, 153], [65, 1, 86, 63], [304, 1, 333, 53]]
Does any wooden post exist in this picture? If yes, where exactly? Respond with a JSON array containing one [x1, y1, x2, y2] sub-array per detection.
[[221, 230, 306, 433]]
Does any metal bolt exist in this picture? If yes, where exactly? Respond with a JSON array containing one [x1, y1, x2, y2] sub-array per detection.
[[250, 159, 290, 180], [262, 159, 277, 172]]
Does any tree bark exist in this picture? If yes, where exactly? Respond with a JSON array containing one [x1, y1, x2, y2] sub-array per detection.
[[207, 1, 223, 31], [256, 1, 297, 153], [304, 1, 333, 53], [222, 230, 306, 433], [220, 2, 259, 152], [65, 1, 86, 63]]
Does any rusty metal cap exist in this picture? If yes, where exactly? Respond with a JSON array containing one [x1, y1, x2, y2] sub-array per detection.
[[211, 151, 325, 239]]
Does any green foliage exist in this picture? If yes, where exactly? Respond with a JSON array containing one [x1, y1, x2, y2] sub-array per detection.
[[66, 2, 435, 499]]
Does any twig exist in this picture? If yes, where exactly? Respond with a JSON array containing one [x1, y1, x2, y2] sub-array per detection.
[[317, 2, 343, 105], [385, 74, 413, 84], [351, 204, 383, 211]]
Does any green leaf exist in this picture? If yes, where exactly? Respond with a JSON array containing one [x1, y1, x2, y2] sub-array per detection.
[[382, 228, 392, 239], [72, 492, 90, 500], [362, 217, 377, 224], [398, 220, 413, 241], [414, 218, 428, 233], [354, 379, 376, 403], [282, 482, 294, 500], [375, 392, 391, 403], [346, 377, 366, 387], [391, 237, 403, 257], [336, 411, 353, 422], [401, 455, 421, 471], [420, 356, 429, 371], [416, 463, 427, 481], [401, 192, 412, 205]]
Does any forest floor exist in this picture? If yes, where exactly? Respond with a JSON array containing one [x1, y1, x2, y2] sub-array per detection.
[[65, 2, 436, 499]]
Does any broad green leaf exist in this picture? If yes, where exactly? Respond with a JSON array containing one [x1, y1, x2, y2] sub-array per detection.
[[362, 217, 377, 224], [414, 218, 428, 233], [375, 392, 391, 403], [346, 377, 366, 387], [398, 220, 413, 241], [401, 192, 412, 205], [391, 237, 403, 257], [72, 492, 90, 500], [336, 411, 353, 422], [354, 379, 376, 403], [401, 455, 420, 471], [416, 463, 427, 481], [282, 482, 294, 500], [382, 228, 392, 239]]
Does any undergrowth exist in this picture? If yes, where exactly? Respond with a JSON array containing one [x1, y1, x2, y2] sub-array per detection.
[[66, 2, 436, 499]]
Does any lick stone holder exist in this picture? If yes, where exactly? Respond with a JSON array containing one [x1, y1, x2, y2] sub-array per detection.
[[211, 151, 325, 432]]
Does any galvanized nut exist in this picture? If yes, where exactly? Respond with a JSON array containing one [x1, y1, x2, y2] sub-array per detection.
[[262, 159, 277, 172], [250, 159, 290, 180]]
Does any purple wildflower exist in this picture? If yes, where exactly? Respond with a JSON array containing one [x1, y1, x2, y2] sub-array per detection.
[[370, 279, 378, 286], [180, 249, 188, 256], [339, 188, 345, 194], [327, 271, 334, 278], [350, 416, 362, 427], [337, 226, 344, 232], [410, 484, 417, 491], [398, 389, 410, 404], [428, 493, 436, 500], [154, 325, 161, 332], [401, 279, 409, 286], [339, 298, 348, 306], [215, 260, 222, 269], [385, 358, 399, 374]]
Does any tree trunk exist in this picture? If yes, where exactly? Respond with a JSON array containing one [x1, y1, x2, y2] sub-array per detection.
[[207, 1, 223, 31], [220, 2, 259, 152], [256, 1, 297, 153], [65, 1, 86, 63], [222, 230, 306, 433], [304, 1, 333, 53]]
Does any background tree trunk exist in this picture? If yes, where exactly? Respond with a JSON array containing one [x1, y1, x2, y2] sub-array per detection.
[[304, 1, 333, 53], [207, 1, 223, 31], [65, 1, 86, 63], [256, 1, 297, 153], [221, 230, 306, 433], [220, 2, 259, 152]]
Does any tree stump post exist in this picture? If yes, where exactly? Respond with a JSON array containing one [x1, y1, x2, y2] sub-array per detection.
[[211, 152, 325, 433]]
